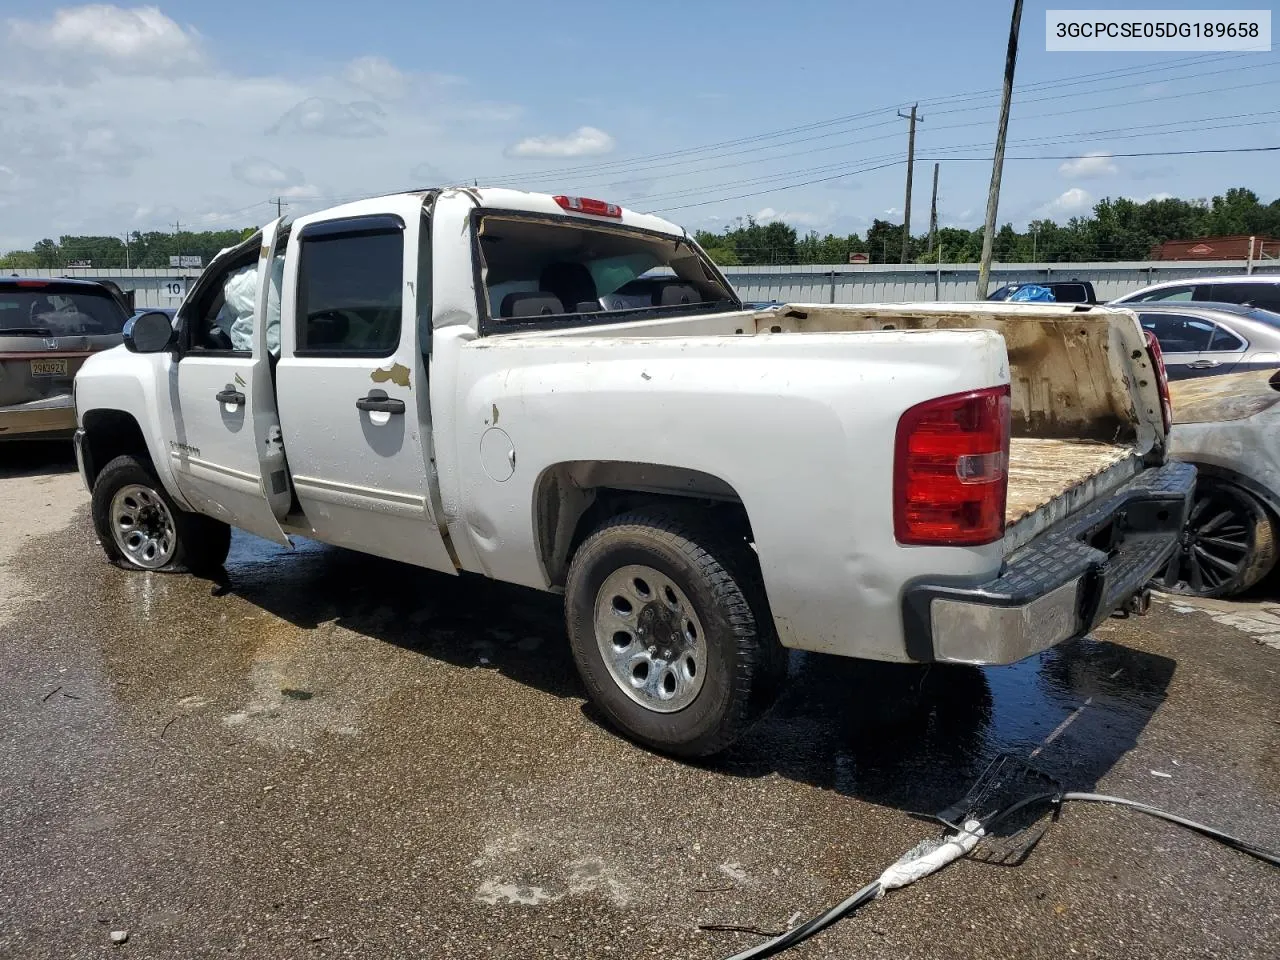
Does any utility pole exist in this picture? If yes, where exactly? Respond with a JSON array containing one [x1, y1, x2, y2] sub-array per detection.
[[897, 103, 923, 264], [173, 219, 182, 268], [122, 231, 130, 269], [927, 162, 940, 257], [976, 0, 1024, 299], [273, 197, 287, 219]]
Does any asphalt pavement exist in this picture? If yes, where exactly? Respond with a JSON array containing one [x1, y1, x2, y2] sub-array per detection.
[[1, 441, 1277, 959]]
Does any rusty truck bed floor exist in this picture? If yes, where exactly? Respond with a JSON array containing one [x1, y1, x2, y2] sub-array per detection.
[[1007, 438, 1137, 526]]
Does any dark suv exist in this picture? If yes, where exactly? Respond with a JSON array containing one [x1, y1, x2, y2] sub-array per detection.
[[0, 278, 130, 440]]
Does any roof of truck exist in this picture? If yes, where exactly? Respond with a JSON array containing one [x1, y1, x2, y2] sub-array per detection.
[[295, 186, 690, 240]]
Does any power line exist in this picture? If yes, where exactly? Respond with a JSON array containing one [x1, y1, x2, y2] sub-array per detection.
[[653, 144, 1280, 213], [622, 108, 1280, 206], [493, 68, 1280, 192], [475, 52, 1273, 184]]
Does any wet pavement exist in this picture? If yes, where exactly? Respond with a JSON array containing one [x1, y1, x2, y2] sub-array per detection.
[[1, 444, 1277, 959]]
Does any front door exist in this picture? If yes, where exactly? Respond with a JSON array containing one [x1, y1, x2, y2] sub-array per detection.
[[273, 202, 455, 573], [169, 220, 291, 544]]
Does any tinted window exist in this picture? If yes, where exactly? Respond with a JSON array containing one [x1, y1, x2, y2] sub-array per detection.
[[1196, 281, 1280, 313], [1050, 283, 1089, 303], [1138, 313, 1214, 353], [0, 288, 128, 336], [1207, 324, 1246, 352], [1131, 285, 1194, 303], [297, 225, 403, 356]]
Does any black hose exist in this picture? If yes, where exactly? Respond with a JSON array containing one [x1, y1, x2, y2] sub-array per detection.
[[720, 880, 882, 960], [713, 790, 1278, 960], [1059, 792, 1280, 868]]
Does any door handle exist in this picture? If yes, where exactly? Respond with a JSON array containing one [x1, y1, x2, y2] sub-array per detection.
[[1187, 359, 1219, 369], [215, 388, 246, 405], [356, 395, 406, 414]]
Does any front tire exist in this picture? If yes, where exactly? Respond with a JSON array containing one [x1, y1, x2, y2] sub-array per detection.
[[91, 455, 231, 575], [565, 509, 785, 758], [1157, 478, 1276, 598]]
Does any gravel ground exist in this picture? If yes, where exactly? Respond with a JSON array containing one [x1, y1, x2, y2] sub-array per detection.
[[1, 441, 1276, 959]]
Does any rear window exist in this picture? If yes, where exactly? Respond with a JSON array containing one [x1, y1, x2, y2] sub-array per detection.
[[1049, 283, 1090, 303], [475, 214, 738, 330], [0, 287, 128, 336]]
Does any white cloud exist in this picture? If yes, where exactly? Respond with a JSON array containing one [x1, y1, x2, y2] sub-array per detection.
[[267, 98, 386, 138], [754, 206, 832, 228], [343, 56, 408, 101], [231, 157, 305, 190], [8, 4, 204, 72], [508, 126, 614, 158], [1058, 152, 1118, 179], [1040, 187, 1094, 219]]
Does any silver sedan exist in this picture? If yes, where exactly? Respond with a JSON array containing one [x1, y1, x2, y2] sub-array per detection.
[[1130, 301, 1280, 381]]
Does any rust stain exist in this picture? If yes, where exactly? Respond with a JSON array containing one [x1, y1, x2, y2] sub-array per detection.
[[371, 363, 411, 389]]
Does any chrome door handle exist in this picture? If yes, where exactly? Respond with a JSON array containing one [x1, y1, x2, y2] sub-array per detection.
[[215, 388, 246, 405], [1187, 360, 1218, 369]]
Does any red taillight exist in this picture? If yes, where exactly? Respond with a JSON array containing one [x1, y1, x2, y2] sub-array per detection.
[[894, 385, 1011, 546], [553, 195, 622, 218], [15, 280, 48, 288], [1144, 331, 1173, 433]]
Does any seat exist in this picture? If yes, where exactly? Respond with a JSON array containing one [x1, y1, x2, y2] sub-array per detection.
[[657, 282, 701, 306], [539, 262, 597, 311], [500, 292, 565, 318]]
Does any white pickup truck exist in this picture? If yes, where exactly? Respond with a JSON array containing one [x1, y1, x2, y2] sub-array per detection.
[[74, 187, 1194, 757]]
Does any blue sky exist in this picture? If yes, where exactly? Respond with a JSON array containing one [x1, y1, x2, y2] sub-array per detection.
[[0, 1, 1276, 247]]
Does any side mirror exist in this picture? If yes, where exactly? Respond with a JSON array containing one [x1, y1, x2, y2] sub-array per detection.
[[123, 311, 175, 353]]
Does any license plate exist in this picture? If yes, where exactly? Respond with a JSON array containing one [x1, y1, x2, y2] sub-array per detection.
[[30, 359, 68, 376]]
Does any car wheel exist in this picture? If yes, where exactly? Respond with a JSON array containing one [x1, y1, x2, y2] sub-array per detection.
[[1157, 478, 1276, 598], [91, 454, 231, 575], [564, 509, 786, 758]]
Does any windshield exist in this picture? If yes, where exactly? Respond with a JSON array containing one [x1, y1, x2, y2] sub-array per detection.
[[0, 288, 129, 337]]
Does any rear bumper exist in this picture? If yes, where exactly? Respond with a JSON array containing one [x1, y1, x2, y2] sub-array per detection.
[[903, 460, 1196, 665], [0, 394, 76, 439]]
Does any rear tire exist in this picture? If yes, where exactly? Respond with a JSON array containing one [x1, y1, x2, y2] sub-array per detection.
[[565, 509, 786, 758], [1156, 478, 1276, 598], [91, 455, 231, 575]]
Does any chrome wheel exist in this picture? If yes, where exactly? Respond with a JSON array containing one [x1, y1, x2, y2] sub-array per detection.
[[593, 564, 707, 713], [109, 484, 177, 570]]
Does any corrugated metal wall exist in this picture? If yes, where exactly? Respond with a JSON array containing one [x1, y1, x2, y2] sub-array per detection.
[[722, 260, 1280, 304], [4, 267, 200, 308], [9, 260, 1280, 309]]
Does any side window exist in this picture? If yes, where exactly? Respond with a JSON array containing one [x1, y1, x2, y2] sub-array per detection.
[[296, 218, 403, 357], [1138, 313, 1214, 353], [1134, 285, 1193, 303], [185, 255, 259, 354], [1194, 283, 1248, 304], [1207, 324, 1246, 352]]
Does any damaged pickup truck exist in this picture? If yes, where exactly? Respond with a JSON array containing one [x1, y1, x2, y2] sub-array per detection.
[[73, 187, 1194, 756]]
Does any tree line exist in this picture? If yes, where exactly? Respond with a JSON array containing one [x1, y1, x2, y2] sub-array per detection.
[[0, 228, 256, 270], [694, 187, 1280, 266], [4, 186, 1278, 270]]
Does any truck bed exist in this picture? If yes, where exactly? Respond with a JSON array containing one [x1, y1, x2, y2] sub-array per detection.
[[1005, 438, 1139, 548]]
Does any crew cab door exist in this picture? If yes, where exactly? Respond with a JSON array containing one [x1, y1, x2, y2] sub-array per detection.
[[273, 198, 456, 572], [168, 220, 291, 544]]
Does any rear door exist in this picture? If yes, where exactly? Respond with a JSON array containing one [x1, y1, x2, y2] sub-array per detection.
[[168, 220, 291, 544], [273, 197, 456, 572], [1138, 312, 1214, 379], [1194, 321, 1248, 376]]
